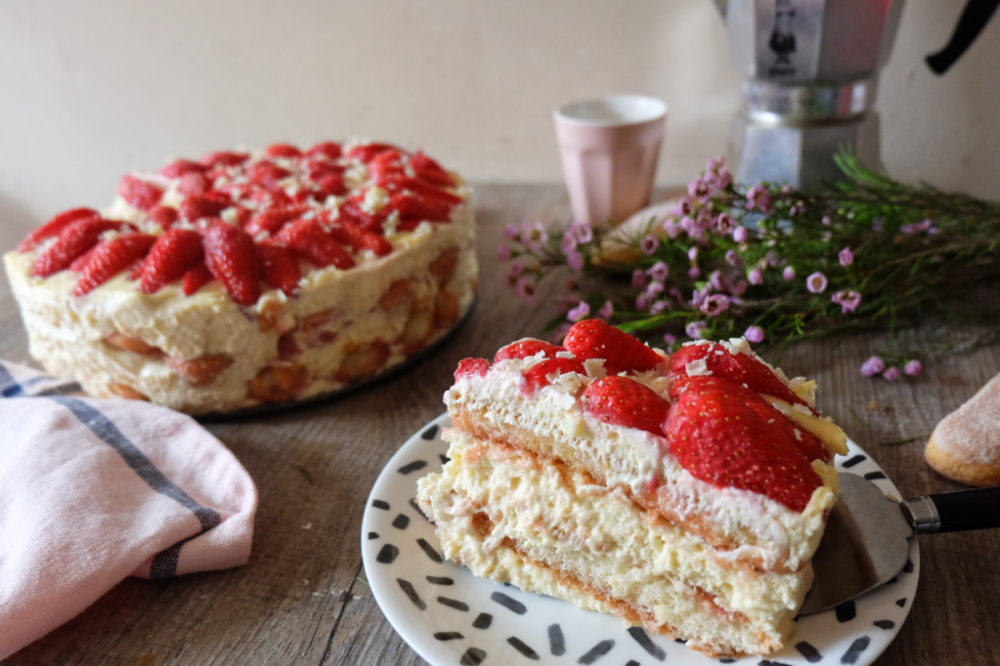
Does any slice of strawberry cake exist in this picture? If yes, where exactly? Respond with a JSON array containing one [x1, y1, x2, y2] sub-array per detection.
[[4, 140, 476, 414], [417, 319, 847, 657]]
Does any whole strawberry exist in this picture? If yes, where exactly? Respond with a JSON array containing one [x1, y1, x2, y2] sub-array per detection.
[[494, 339, 564, 363], [563, 319, 663, 375], [669, 342, 807, 408], [665, 375, 822, 511], [584, 375, 669, 436]]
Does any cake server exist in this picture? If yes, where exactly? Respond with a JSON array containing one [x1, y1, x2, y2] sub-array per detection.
[[799, 472, 1000, 615]]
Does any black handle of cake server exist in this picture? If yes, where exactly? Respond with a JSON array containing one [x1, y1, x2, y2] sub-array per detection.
[[900, 485, 1000, 534]]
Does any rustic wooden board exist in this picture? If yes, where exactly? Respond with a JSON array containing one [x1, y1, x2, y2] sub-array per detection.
[[3, 184, 998, 666]]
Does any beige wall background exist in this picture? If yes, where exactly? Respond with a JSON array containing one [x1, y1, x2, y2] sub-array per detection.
[[1, 1, 998, 250]]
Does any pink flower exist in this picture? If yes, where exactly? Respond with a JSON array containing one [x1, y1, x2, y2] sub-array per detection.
[[687, 246, 699, 262], [883, 367, 901, 381], [688, 267, 701, 280], [640, 234, 660, 255], [806, 272, 828, 294], [901, 218, 933, 235], [560, 233, 578, 254], [838, 246, 854, 267], [745, 184, 772, 213], [904, 359, 923, 376], [662, 332, 677, 346], [714, 213, 735, 235], [514, 276, 538, 304], [635, 293, 653, 311], [688, 177, 711, 201], [861, 356, 885, 377], [631, 269, 648, 289], [748, 267, 764, 285], [744, 325, 765, 343], [685, 320, 707, 339], [497, 244, 511, 262], [647, 261, 670, 283], [503, 223, 519, 240], [567, 301, 591, 322], [521, 221, 548, 251], [650, 300, 669, 314], [831, 289, 862, 314], [566, 250, 584, 271], [700, 294, 730, 316], [598, 300, 614, 319], [569, 221, 594, 244], [725, 250, 742, 267], [732, 226, 748, 243], [782, 266, 796, 281]]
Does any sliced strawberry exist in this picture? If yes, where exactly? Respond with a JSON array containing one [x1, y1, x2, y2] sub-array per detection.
[[160, 159, 206, 178], [376, 175, 463, 204], [244, 204, 308, 236], [665, 376, 822, 511], [309, 169, 347, 198], [276, 217, 355, 270], [305, 141, 342, 160], [178, 172, 209, 197], [179, 193, 230, 221], [257, 241, 301, 295], [250, 188, 292, 208], [72, 233, 156, 296], [340, 198, 388, 232], [201, 150, 249, 168], [328, 217, 392, 256], [584, 375, 669, 436], [138, 228, 205, 294], [494, 339, 564, 363], [265, 143, 301, 159], [411, 150, 456, 187], [146, 205, 180, 229], [668, 342, 807, 407], [346, 142, 399, 163], [455, 357, 490, 380], [32, 218, 126, 277], [18, 207, 100, 252], [391, 192, 451, 224], [369, 149, 406, 181], [182, 263, 213, 296], [521, 357, 585, 393], [119, 174, 164, 211], [249, 161, 290, 190], [203, 222, 261, 306], [563, 319, 664, 375]]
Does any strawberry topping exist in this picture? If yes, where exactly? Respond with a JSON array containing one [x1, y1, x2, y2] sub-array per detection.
[[31, 218, 127, 277], [18, 207, 100, 253], [521, 357, 585, 393], [17, 140, 465, 305], [138, 228, 205, 294], [203, 222, 261, 306], [665, 375, 822, 511], [118, 175, 163, 211], [563, 319, 664, 375], [668, 342, 807, 408], [73, 233, 156, 296], [455, 357, 490, 380], [584, 375, 669, 436], [494, 339, 564, 363]]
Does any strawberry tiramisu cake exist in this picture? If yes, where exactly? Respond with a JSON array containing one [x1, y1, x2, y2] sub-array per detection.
[[3, 140, 476, 414], [417, 319, 847, 657]]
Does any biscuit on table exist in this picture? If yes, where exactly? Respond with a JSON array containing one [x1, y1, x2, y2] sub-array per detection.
[[925, 373, 1000, 486]]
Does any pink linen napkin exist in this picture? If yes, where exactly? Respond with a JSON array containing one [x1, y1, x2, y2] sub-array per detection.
[[0, 360, 258, 658]]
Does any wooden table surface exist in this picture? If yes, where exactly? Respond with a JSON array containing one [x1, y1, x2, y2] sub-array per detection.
[[3, 183, 999, 666]]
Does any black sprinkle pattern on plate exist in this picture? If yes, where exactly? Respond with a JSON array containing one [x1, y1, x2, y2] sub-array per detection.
[[362, 413, 919, 666]]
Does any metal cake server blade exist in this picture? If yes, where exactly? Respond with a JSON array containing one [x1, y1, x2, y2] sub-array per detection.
[[799, 472, 1000, 615]]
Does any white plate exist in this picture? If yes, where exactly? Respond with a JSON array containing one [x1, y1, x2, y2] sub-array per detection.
[[362, 413, 919, 666]]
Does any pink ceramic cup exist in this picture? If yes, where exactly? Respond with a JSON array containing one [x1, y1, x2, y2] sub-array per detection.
[[553, 94, 667, 225]]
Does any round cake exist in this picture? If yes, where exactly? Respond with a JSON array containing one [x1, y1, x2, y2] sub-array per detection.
[[3, 140, 477, 414]]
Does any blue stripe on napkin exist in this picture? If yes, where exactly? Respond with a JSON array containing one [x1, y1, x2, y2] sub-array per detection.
[[48, 395, 222, 578], [0, 363, 81, 397]]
